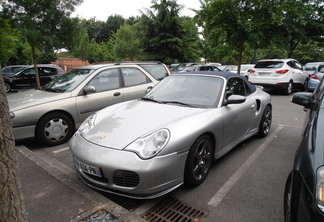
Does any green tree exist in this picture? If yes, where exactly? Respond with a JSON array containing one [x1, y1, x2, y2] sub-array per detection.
[[141, 0, 186, 64], [0, 17, 21, 67], [197, 0, 274, 72], [113, 23, 144, 61], [3, 0, 83, 88]]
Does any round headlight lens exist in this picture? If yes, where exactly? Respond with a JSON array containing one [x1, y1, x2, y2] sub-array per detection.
[[125, 129, 170, 159]]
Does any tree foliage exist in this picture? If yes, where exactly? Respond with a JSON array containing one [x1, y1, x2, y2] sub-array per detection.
[[2, 0, 83, 87], [141, 0, 201, 64]]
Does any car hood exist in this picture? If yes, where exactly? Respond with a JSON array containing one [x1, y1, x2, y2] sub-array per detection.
[[8, 89, 72, 111], [82, 100, 210, 149]]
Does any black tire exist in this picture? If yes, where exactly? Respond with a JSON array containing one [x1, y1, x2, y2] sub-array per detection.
[[284, 173, 293, 222], [36, 112, 74, 146], [184, 135, 213, 187], [303, 78, 309, 91], [258, 105, 272, 138], [4, 82, 11, 93], [283, 81, 293, 95]]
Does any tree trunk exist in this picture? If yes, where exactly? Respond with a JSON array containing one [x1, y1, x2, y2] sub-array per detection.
[[31, 46, 41, 89], [0, 75, 27, 222]]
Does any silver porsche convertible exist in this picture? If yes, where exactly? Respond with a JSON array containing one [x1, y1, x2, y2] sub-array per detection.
[[69, 71, 272, 199]]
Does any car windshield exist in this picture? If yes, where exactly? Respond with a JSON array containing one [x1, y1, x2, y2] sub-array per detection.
[[255, 61, 284, 68], [42, 69, 94, 92], [143, 75, 224, 108], [304, 64, 318, 71]]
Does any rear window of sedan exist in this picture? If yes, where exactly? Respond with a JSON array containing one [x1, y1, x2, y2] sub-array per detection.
[[139, 64, 169, 80], [255, 61, 284, 69]]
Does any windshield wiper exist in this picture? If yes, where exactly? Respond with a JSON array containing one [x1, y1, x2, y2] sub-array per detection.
[[141, 97, 163, 104], [162, 100, 197, 108], [41, 87, 62, 93]]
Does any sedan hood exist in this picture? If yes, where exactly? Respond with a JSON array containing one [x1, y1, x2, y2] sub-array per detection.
[[82, 100, 209, 149], [8, 89, 72, 111]]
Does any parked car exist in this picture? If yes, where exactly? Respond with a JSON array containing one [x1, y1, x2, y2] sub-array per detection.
[[230, 64, 255, 79], [307, 63, 324, 92], [1, 65, 29, 75], [179, 65, 221, 72], [303, 62, 324, 76], [248, 59, 308, 95], [284, 78, 324, 221], [4, 64, 65, 92], [171, 63, 202, 71], [220, 65, 238, 72], [8, 62, 171, 146], [69, 71, 272, 199]]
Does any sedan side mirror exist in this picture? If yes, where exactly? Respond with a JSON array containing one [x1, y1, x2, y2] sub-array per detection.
[[291, 92, 314, 109], [84, 85, 96, 94]]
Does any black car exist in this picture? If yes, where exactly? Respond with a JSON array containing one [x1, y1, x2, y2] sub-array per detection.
[[1, 65, 29, 75], [284, 79, 324, 221], [4, 64, 65, 92]]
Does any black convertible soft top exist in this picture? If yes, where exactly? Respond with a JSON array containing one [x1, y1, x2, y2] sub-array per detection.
[[173, 71, 257, 93]]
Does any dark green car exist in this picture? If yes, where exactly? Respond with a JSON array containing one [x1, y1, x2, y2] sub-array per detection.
[[284, 78, 324, 221]]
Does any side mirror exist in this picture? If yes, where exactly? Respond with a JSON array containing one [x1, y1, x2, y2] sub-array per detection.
[[226, 95, 246, 105], [291, 92, 314, 109], [145, 86, 153, 94], [84, 85, 96, 94]]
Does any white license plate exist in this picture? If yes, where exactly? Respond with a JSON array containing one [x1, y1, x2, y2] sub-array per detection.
[[74, 157, 102, 177], [258, 72, 270, 76]]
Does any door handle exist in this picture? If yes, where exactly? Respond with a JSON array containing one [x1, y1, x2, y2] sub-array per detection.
[[114, 92, 121, 97]]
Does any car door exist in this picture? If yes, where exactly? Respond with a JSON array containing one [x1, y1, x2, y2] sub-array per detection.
[[221, 77, 256, 148], [75, 68, 124, 123], [39, 67, 57, 85], [13, 68, 34, 87], [288, 60, 304, 84], [120, 67, 156, 101]]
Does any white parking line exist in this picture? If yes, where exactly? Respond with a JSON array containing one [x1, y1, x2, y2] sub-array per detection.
[[53, 147, 69, 154], [208, 126, 283, 207]]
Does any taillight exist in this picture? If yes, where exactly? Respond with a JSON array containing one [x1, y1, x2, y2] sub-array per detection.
[[249, 69, 256, 73], [275, 69, 289, 74], [311, 74, 319, 80]]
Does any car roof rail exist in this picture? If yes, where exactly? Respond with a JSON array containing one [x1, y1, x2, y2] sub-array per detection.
[[114, 61, 162, 65]]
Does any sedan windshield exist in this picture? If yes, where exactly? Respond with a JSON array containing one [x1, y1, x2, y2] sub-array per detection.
[[42, 69, 94, 92], [143, 75, 224, 108]]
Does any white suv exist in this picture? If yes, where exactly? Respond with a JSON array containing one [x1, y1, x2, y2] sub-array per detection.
[[248, 59, 308, 94]]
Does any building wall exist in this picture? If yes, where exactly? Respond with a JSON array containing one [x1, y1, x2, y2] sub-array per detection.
[[52, 57, 90, 71]]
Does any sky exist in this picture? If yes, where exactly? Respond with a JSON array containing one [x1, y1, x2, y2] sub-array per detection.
[[72, 0, 202, 21]]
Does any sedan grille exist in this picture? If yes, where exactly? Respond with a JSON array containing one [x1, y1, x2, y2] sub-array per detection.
[[113, 170, 140, 187]]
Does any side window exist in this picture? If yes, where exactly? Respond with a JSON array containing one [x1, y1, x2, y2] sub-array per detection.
[[225, 78, 251, 98], [24, 68, 36, 75], [294, 61, 302, 70], [87, 68, 120, 93], [39, 67, 57, 75], [287, 61, 295, 69], [121, 67, 149, 87]]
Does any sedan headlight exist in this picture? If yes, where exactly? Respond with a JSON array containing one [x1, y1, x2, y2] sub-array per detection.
[[78, 113, 97, 135], [125, 129, 170, 159], [316, 166, 324, 212]]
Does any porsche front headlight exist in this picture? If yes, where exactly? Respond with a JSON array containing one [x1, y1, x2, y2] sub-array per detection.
[[78, 113, 97, 135], [125, 129, 170, 159], [316, 166, 324, 213]]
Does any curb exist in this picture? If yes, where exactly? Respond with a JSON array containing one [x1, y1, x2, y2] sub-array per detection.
[[17, 145, 146, 222]]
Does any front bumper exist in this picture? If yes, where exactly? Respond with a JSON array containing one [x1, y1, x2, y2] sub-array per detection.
[[12, 125, 36, 141], [69, 133, 188, 199]]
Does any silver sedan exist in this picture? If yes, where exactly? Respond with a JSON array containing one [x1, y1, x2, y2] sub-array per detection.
[[69, 71, 272, 199], [8, 63, 168, 146]]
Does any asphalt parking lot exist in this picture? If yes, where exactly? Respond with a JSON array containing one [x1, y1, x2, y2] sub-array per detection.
[[16, 91, 305, 222]]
